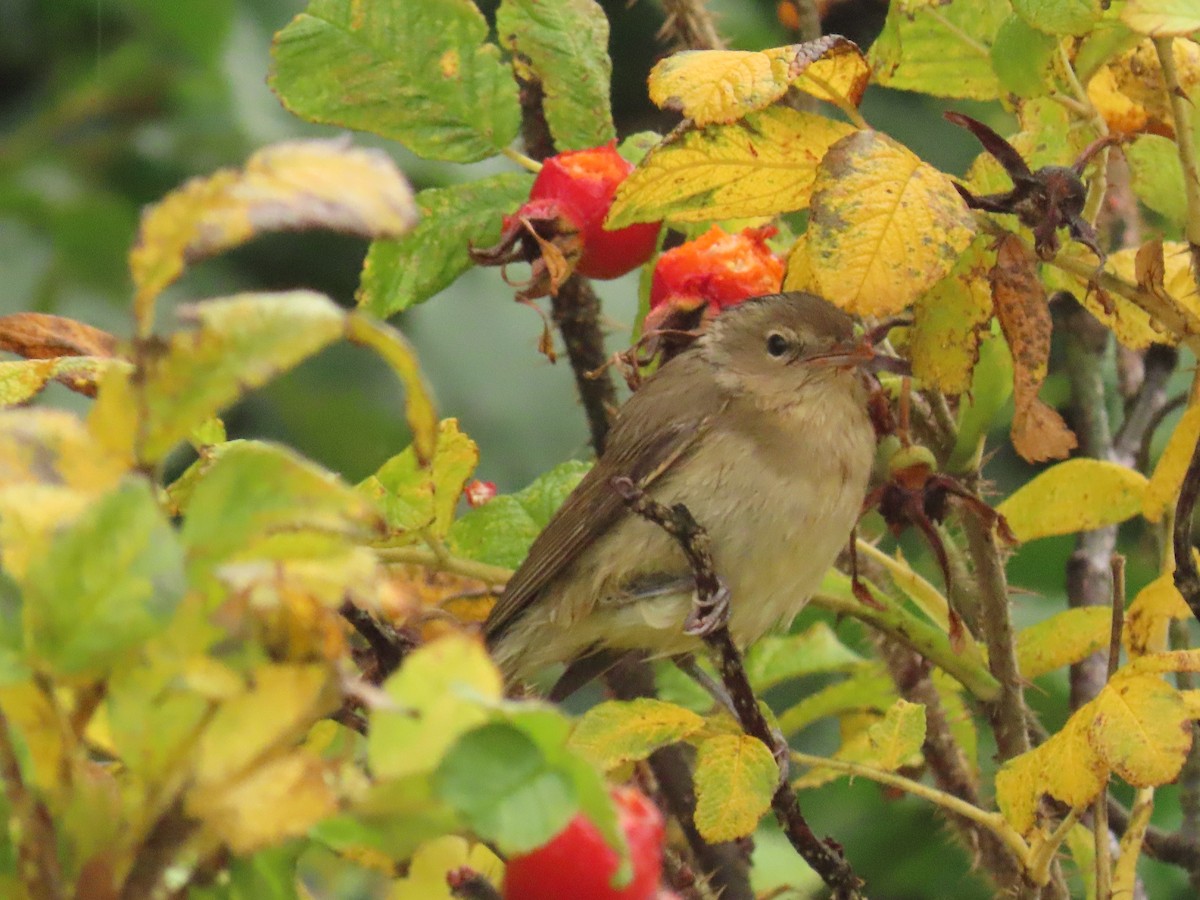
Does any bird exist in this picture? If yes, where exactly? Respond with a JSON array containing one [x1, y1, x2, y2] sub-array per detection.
[[485, 291, 882, 697]]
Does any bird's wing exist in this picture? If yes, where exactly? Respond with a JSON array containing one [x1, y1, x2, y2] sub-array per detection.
[[485, 353, 724, 644]]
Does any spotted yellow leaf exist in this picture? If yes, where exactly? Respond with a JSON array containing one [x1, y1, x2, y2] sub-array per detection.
[[606, 107, 853, 228], [806, 130, 975, 316], [996, 712, 1106, 834], [1016, 608, 1111, 680], [1090, 673, 1193, 787], [648, 36, 869, 126], [998, 460, 1148, 542], [693, 734, 778, 842], [569, 698, 705, 770], [794, 698, 926, 789], [909, 237, 994, 394], [1126, 574, 1192, 657]]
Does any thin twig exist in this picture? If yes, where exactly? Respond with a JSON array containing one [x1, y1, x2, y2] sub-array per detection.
[[119, 799, 198, 900], [1172, 432, 1200, 618], [0, 709, 63, 899], [375, 546, 512, 586], [658, 0, 725, 50], [550, 276, 618, 455], [612, 479, 866, 899], [1094, 555, 1125, 898]]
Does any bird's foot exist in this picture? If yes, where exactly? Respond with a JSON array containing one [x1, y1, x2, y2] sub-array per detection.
[[683, 577, 731, 637]]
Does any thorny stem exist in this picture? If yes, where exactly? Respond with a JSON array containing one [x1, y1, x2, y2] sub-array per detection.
[[119, 799, 199, 900], [1154, 37, 1200, 286], [875, 639, 1023, 891], [1171, 432, 1200, 618], [615, 484, 865, 898], [962, 505, 1030, 760], [550, 276, 618, 455]]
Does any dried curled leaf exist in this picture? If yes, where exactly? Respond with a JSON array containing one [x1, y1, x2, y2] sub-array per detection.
[[990, 235, 1076, 462], [0, 313, 117, 360]]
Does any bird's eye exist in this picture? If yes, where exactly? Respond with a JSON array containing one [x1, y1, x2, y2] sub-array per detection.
[[766, 332, 790, 358]]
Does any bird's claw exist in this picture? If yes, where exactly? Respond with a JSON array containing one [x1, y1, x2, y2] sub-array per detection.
[[684, 578, 731, 637]]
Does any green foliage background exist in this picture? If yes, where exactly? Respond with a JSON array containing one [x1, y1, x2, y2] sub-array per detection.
[[2, 1, 1194, 897]]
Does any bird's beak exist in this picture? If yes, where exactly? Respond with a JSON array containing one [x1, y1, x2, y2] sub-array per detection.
[[803, 317, 912, 377]]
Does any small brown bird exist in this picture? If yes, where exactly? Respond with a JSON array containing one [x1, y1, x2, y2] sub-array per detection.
[[486, 292, 883, 695]]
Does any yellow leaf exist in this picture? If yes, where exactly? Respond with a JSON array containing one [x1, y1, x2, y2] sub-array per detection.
[[996, 712, 1107, 834], [1144, 403, 1200, 522], [1016, 607, 1112, 680], [1121, 1, 1200, 35], [997, 459, 1148, 542], [1089, 40, 1200, 134], [994, 745, 1043, 835], [648, 37, 869, 126], [782, 234, 820, 293], [807, 130, 975, 316], [0, 408, 126, 494], [194, 663, 339, 787], [1091, 673, 1193, 786], [1125, 574, 1192, 657], [130, 138, 418, 333], [606, 107, 854, 228], [0, 684, 65, 793], [693, 734, 778, 842], [368, 634, 502, 779], [389, 837, 504, 900], [569, 698, 705, 770], [909, 238, 994, 395], [189, 750, 337, 854], [794, 699, 926, 789]]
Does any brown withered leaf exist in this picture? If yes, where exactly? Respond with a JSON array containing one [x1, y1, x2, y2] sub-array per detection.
[[991, 235, 1077, 462], [0, 313, 118, 360], [1135, 237, 1167, 295]]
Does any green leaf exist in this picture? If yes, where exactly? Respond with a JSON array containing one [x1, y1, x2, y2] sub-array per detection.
[[1012, 0, 1101, 35], [0, 572, 28, 685], [569, 698, 706, 769], [137, 291, 345, 464], [744, 623, 864, 691], [777, 665, 897, 737], [448, 460, 590, 568], [189, 844, 303, 900], [357, 173, 533, 317], [692, 734, 777, 842], [991, 15, 1059, 97], [359, 419, 478, 541], [270, 0, 521, 162], [368, 635, 503, 780], [436, 722, 578, 854], [180, 440, 379, 582], [1126, 133, 1187, 228], [25, 479, 185, 677], [869, 0, 1008, 99], [314, 775, 461, 860], [947, 323, 1013, 473], [496, 0, 615, 150]]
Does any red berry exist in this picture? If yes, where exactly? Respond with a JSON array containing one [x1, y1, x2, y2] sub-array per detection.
[[502, 786, 665, 900], [649, 224, 784, 313], [464, 480, 497, 508], [529, 144, 661, 280]]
